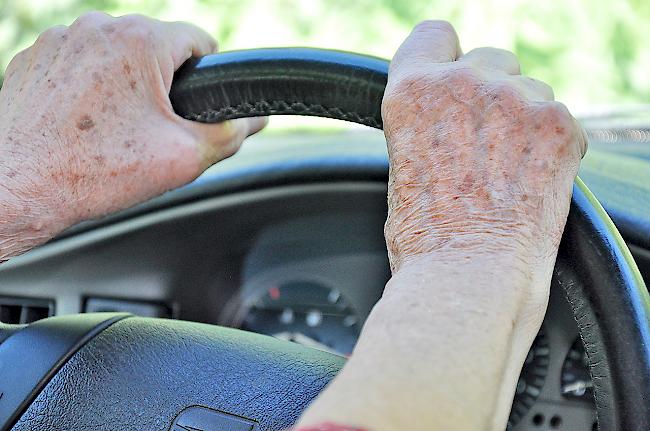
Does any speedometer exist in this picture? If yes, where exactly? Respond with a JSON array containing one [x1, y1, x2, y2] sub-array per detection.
[[507, 329, 550, 429], [238, 280, 360, 356], [561, 337, 595, 402], [237, 282, 552, 427]]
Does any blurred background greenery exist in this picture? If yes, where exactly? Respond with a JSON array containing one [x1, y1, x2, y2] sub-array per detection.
[[0, 0, 648, 128]]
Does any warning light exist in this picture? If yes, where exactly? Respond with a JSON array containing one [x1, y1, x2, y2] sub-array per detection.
[[269, 286, 281, 300]]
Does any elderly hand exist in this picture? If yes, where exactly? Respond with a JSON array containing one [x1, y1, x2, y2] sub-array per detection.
[[383, 21, 586, 273], [296, 21, 586, 431], [379, 20, 588, 352], [0, 12, 265, 260]]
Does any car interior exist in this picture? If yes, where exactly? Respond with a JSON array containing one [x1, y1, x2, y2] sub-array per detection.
[[0, 7, 649, 431]]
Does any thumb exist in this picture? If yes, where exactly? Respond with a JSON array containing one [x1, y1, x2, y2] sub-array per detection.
[[183, 116, 268, 169]]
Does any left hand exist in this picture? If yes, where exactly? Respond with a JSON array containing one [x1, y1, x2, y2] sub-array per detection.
[[382, 21, 587, 275], [0, 12, 265, 260]]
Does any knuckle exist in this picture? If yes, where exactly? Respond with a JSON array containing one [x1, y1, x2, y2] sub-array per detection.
[[491, 81, 525, 103], [442, 66, 483, 99], [35, 25, 67, 44], [544, 101, 572, 120], [414, 20, 455, 36], [499, 48, 519, 61], [501, 50, 521, 69], [4, 49, 29, 76], [383, 66, 482, 125], [450, 66, 481, 87], [383, 70, 430, 111], [71, 11, 112, 29], [539, 102, 574, 133], [475, 46, 517, 59], [533, 102, 580, 152], [413, 20, 458, 50], [116, 13, 154, 28], [112, 16, 157, 46], [527, 76, 550, 89], [9, 46, 31, 63], [528, 76, 554, 94]]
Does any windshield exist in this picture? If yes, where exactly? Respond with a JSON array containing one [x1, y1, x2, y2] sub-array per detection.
[[1, 0, 648, 133]]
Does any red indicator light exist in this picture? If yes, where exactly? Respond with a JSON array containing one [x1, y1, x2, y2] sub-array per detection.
[[269, 286, 281, 300]]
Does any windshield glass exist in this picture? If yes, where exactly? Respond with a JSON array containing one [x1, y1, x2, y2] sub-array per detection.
[[1, 0, 648, 133]]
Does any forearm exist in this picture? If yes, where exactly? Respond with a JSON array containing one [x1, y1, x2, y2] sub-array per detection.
[[297, 247, 552, 431], [298, 19, 584, 428]]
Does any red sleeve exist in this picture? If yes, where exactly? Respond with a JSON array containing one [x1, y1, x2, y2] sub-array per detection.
[[291, 423, 368, 431]]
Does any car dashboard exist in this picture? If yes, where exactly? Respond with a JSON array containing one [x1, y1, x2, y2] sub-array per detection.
[[1, 128, 648, 431]]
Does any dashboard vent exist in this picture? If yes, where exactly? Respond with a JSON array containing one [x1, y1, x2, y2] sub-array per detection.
[[0, 296, 55, 324], [84, 297, 173, 318]]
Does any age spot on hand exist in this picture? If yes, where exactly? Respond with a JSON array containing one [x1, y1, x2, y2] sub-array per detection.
[[77, 114, 95, 131], [459, 173, 475, 194]]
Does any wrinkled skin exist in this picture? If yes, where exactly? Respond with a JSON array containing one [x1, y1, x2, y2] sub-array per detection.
[[0, 14, 587, 431], [297, 21, 586, 431], [0, 12, 265, 261], [383, 22, 586, 273]]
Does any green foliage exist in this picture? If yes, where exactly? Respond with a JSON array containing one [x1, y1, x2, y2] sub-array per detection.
[[0, 0, 648, 109]]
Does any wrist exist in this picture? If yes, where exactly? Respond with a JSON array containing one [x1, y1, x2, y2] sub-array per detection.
[[388, 227, 538, 274], [385, 235, 554, 325], [387, 245, 534, 298], [0, 166, 74, 261], [301, 242, 544, 431]]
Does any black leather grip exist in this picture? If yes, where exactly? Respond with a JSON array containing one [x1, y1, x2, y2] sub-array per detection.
[[170, 48, 389, 128]]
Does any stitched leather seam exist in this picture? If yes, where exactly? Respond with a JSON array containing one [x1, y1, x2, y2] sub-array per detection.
[[183, 100, 382, 128], [561, 279, 609, 427]]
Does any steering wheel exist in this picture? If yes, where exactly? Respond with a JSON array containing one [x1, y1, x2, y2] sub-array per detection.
[[0, 48, 648, 431]]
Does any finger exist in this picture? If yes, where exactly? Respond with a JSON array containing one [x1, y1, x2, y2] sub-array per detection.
[[187, 117, 268, 167], [518, 76, 554, 101], [575, 118, 589, 158], [163, 21, 218, 69], [3, 47, 32, 81], [28, 25, 68, 67], [5, 25, 69, 78], [34, 25, 68, 47], [485, 76, 549, 103], [3, 25, 68, 84], [390, 20, 462, 74], [460, 47, 521, 75], [153, 19, 265, 158]]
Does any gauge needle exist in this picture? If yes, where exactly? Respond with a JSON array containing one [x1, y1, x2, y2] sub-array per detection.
[[272, 331, 340, 355], [562, 380, 594, 395]]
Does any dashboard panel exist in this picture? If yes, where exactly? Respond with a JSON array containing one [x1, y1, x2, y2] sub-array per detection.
[[0, 181, 608, 430]]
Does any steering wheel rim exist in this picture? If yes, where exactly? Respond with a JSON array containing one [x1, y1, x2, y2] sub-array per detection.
[[0, 48, 648, 431]]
